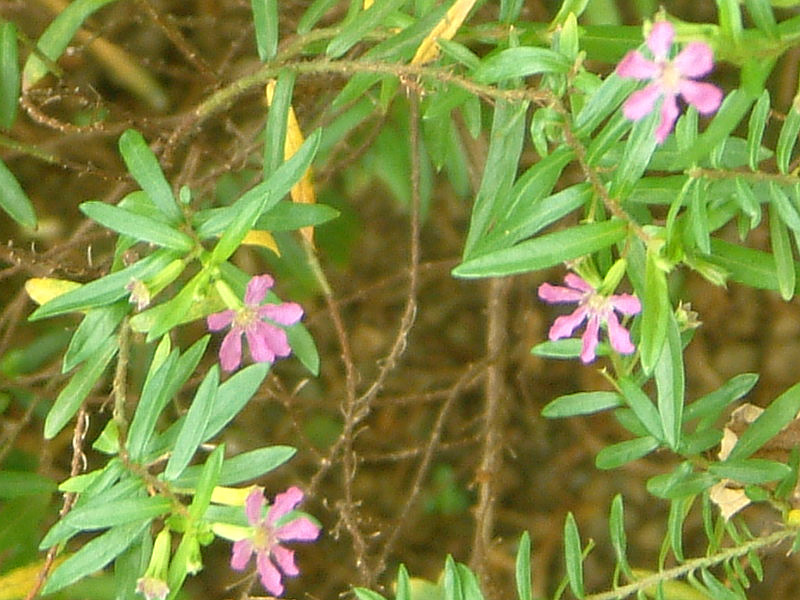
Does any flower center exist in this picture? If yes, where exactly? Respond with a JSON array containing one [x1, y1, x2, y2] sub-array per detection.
[[233, 305, 258, 329], [252, 522, 276, 552], [585, 292, 612, 319], [659, 60, 681, 92]]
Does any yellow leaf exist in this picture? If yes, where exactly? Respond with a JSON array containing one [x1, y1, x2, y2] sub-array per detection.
[[241, 230, 281, 256], [0, 556, 67, 600], [410, 0, 478, 65], [363, 0, 374, 7], [24, 278, 81, 306], [265, 80, 317, 246]]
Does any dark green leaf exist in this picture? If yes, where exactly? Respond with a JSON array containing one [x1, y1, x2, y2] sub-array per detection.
[[251, 0, 277, 61], [618, 377, 663, 442], [0, 471, 55, 498], [188, 444, 224, 520], [728, 379, 800, 460], [667, 496, 693, 561], [609, 494, 632, 577], [297, 0, 341, 33], [472, 47, 570, 83], [63, 301, 127, 373], [564, 512, 585, 599], [516, 532, 532, 600], [264, 69, 295, 177], [126, 350, 179, 460], [710, 459, 792, 484], [638, 250, 669, 374], [777, 106, 800, 174], [684, 372, 758, 424], [326, 0, 407, 58], [62, 496, 171, 530], [0, 157, 35, 228], [256, 202, 339, 231], [542, 391, 624, 418], [747, 89, 770, 170], [655, 312, 684, 450], [171, 445, 296, 489], [769, 200, 796, 300], [0, 21, 19, 129], [80, 201, 193, 251], [595, 435, 659, 470]]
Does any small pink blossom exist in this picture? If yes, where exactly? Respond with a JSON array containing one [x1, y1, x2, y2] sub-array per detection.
[[207, 274, 303, 372], [538, 273, 641, 363], [616, 21, 723, 143], [231, 487, 321, 596]]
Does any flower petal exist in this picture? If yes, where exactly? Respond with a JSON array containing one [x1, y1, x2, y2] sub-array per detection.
[[647, 21, 674, 59], [231, 539, 254, 570], [258, 302, 304, 325], [256, 551, 284, 596], [563, 273, 594, 293], [609, 293, 642, 315], [673, 42, 714, 78], [245, 488, 265, 525], [245, 322, 277, 364], [207, 310, 235, 331], [606, 312, 636, 355], [623, 83, 663, 121], [219, 329, 243, 372], [277, 516, 321, 542], [616, 51, 660, 80], [272, 544, 299, 576], [245, 274, 274, 306], [580, 315, 601, 363], [679, 80, 723, 115], [538, 283, 583, 304], [269, 486, 304, 524], [655, 94, 680, 143], [549, 305, 589, 341]]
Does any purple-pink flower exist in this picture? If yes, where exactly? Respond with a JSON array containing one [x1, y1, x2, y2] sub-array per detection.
[[207, 274, 303, 372], [616, 21, 723, 143], [231, 486, 321, 597], [538, 273, 641, 363]]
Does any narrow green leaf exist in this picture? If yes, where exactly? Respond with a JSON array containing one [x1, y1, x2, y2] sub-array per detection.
[[689, 179, 710, 254], [595, 435, 659, 470], [353, 589, 388, 600], [500, 0, 524, 22], [42, 520, 148, 594], [444, 555, 463, 600], [516, 532, 532, 600], [0, 21, 20, 129], [655, 312, 685, 450], [63, 301, 127, 373], [667, 496, 693, 561], [728, 379, 800, 460], [118, 129, 182, 224], [80, 201, 193, 251], [251, 0, 277, 61], [164, 366, 219, 480], [140, 269, 210, 341], [44, 337, 117, 439], [297, 0, 341, 34], [647, 464, 715, 499], [573, 73, 636, 137], [769, 181, 800, 233], [456, 563, 484, 600], [0, 157, 35, 228], [775, 448, 800, 499], [684, 372, 758, 424], [453, 220, 627, 278], [326, 0, 408, 58], [256, 202, 339, 231], [0, 471, 56, 498], [126, 351, 179, 460], [638, 249, 670, 374], [618, 377, 663, 442], [710, 459, 792, 484], [700, 569, 741, 600], [172, 445, 296, 489], [210, 190, 274, 265], [564, 512, 585, 599], [286, 320, 320, 376], [264, 69, 295, 178], [542, 391, 624, 418], [203, 362, 270, 441], [397, 564, 412, 600], [733, 177, 761, 229], [769, 200, 796, 300], [777, 106, 800, 174], [718, 0, 744, 41], [472, 47, 570, 83], [745, 0, 778, 37], [609, 494, 631, 578], [608, 106, 659, 200], [62, 496, 171, 530], [747, 89, 770, 171], [22, 0, 118, 87], [188, 444, 225, 520]]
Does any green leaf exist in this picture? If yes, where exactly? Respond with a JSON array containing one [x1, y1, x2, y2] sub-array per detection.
[[443, 555, 463, 600], [44, 337, 117, 439], [0, 471, 56, 498], [80, 201, 193, 251], [710, 459, 792, 484], [516, 532, 532, 600], [126, 350, 179, 460], [777, 106, 800, 174], [256, 201, 340, 231], [0, 21, 19, 129], [684, 373, 759, 425], [564, 512, 585, 599], [138, 269, 210, 341], [63, 301, 127, 373], [707, 238, 792, 292], [397, 564, 412, 600], [769, 200, 796, 300], [287, 320, 320, 376], [203, 363, 270, 441], [747, 89, 770, 170], [667, 495, 693, 561], [647, 463, 715, 499], [745, 0, 778, 37], [733, 177, 761, 229], [609, 494, 631, 578], [326, 0, 408, 58], [688, 178, 710, 254], [618, 377, 663, 442], [573, 73, 636, 137], [164, 366, 219, 480], [456, 563, 484, 600], [61, 496, 171, 530], [728, 379, 800, 460], [701, 569, 741, 600], [678, 429, 723, 455], [251, 0, 277, 61], [264, 69, 295, 178], [541, 391, 624, 418], [471, 47, 571, 83], [42, 520, 149, 594], [171, 445, 296, 489], [595, 435, 659, 470], [453, 220, 627, 278], [118, 129, 182, 224], [22, 0, 118, 87], [655, 311, 684, 450], [638, 249, 670, 374], [354, 589, 388, 600], [0, 157, 35, 228], [608, 105, 659, 200], [769, 181, 800, 233], [297, 0, 341, 34], [188, 444, 224, 520]]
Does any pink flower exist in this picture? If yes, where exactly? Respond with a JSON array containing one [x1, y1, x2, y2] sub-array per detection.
[[538, 273, 641, 363], [616, 21, 723, 143], [231, 487, 321, 596], [207, 274, 303, 372]]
